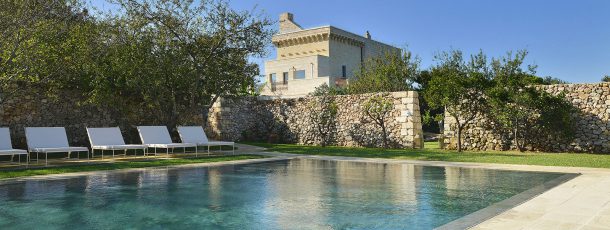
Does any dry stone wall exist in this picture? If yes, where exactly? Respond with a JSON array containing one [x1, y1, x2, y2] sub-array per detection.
[[1, 90, 120, 149], [443, 83, 610, 153], [0, 88, 202, 150], [0, 88, 422, 151], [207, 91, 424, 148]]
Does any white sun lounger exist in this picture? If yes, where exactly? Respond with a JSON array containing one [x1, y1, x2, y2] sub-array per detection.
[[177, 126, 235, 156], [0, 128, 28, 165], [25, 127, 89, 165], [87, 127, 147, 159], [137, 126, 196, 155]]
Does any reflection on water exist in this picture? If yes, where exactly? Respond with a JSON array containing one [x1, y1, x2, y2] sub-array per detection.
[[0, 159, 563, 229]]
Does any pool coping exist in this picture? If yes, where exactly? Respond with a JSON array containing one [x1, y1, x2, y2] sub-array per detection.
[[0, 156, 295, 185], [436, 173, 580, 230]]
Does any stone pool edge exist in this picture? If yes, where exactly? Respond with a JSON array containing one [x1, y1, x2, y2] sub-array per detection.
[[436, 173, 580, 230], [0, 156, 295, 185]]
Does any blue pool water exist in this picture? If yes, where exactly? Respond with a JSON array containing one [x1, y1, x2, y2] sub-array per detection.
[[0, 159, 566, 229]]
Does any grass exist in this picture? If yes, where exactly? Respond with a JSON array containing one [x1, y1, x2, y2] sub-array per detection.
[[245, 141, 610, 169], [0, 154, 265, 179]]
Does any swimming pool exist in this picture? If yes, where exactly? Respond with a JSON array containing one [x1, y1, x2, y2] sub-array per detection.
[[0, 159, 570, 229]]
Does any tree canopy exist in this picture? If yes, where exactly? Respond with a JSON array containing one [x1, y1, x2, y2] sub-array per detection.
[[424, 50, 491, 152], [0, 0, 93, 104], [487, 51, 574, 151], [0, 0, 273, 128], [347, 49, 419, 94], [425, 49, 574, 152]]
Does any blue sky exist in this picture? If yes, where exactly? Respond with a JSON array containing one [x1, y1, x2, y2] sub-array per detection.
[[91, 0, 610, 83]]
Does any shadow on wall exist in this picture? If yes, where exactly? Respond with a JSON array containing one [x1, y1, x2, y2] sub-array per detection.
[[249, 100, 295, 143], [348, 122, 401, 148], [0, 88, 205, 152], [446, 86, 610, 153]]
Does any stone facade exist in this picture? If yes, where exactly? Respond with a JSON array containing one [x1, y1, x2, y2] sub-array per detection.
[[261, 12, 400, 98], [443, 83, 610, 153], [207, 91, 424, 148]]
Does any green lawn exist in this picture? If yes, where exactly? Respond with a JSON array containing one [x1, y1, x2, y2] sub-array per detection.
[[0, 155, 265, 179], [246, 142, 610, 169]]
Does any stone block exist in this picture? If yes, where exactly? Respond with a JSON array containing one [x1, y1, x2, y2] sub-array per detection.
[[392, 91, 408, 98], [407, 91, 418, 98], [402, 97, 416, 104]]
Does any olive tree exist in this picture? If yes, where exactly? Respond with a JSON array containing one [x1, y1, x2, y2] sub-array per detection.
[[306, 94, 338, 147], [348, 49, 419, 94], [0, 0, 92, 106], [362, 95, 394, 148], [487, 51, 574, 151], [86, 0, 273, 128], [424, 50, 491, 152]]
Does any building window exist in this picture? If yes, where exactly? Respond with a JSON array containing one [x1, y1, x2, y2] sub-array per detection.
[[294, 70, 306, 79], [342, 65, 347, 78], [269, 73, 277, 83], [282, 72, 288, 84]]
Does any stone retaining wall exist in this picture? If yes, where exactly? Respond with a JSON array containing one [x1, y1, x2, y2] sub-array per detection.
[[206, 91, 424, 148], [443, 83, 610, 153], [0, 91, 120, 149], [0, 88, 203, 149], [0, 88, 422, 150]]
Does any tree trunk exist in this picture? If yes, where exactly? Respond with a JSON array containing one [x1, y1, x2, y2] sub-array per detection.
[[381, 123, 388, 148], [514, 119, 525, 152], [455, 118, 463, 152], [202, 95, 220, 128], [457, 127, 462, 152]]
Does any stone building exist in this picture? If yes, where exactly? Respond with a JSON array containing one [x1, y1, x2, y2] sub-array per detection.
[[261, 12, 400, 98]]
